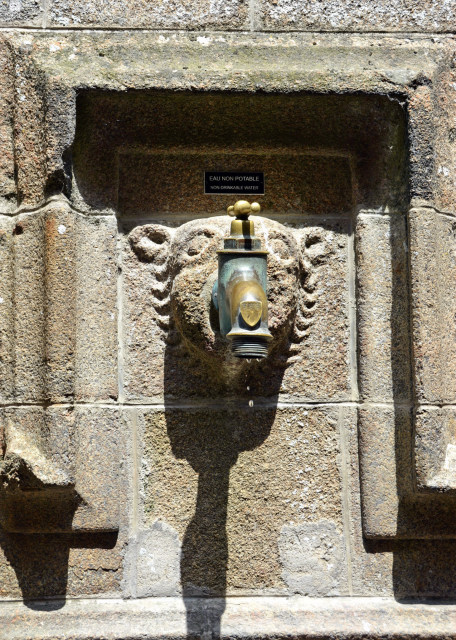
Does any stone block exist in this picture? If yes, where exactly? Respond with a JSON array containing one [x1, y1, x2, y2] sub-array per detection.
[[74, 214, 117, 402], [70, 407, 122, 532], [408, 86, 435, 206], [0, 528, 123, 599], [356, 213, 411, 402], [0, 216, 13, 401], [358, 406, 456, 539], [48, 0, 248, 29], [138, 405, 347, 596], [13, 49, 47, 208], [44, 81, 76, 199], [433, 51, 456, 213], [123, 216, 351, 402], [260, 0, 456, 32], [415, 407, 456, 493], [0, 38, 16, 213], [44, 202, 76, 401], [0, 406, 76, 533], [12, 210, 46, 402], [344, 407, 395, 596], [408, 54, 456, 213], [358, 405, 412, 539], [5, 204, 117, 403], [0, 0, 42, 26], [408, 207, 456, 404], [0, 407, 122, 533]]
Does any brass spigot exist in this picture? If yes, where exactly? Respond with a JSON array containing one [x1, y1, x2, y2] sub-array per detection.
[[212, 200, 272, 359]]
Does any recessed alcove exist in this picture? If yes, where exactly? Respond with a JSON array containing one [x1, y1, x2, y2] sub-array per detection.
[[71, 91, 408, 217]]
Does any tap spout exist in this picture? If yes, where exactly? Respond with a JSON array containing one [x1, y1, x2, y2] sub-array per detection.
[[225, 270, 272, 358]]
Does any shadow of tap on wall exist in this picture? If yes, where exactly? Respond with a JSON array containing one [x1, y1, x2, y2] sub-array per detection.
[[130, 213, 332, 636], [164, 398, 279, 640]]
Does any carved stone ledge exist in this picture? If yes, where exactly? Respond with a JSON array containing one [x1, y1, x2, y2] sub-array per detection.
[[2, 597, 456, 640]]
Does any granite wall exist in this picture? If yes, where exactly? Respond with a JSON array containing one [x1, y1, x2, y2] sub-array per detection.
[[1, 2, 456, 638]]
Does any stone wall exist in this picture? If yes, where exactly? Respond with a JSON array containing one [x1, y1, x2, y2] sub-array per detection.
[[1, 2, 456, 639]]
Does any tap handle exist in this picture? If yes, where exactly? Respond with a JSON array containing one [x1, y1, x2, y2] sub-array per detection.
[[227, 200, 261, 219]]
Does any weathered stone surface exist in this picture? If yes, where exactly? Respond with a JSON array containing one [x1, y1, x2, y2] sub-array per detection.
[[4, 596, 456, 639], [0, 216, 13, 401], [415, 407, 456, 493], [408, 208, 456, 404], [0, 407, 122, 533], [49, 0, 248, 29], [12, 210, 46, 402], [138, 405, 347, 595], [0, 39, 15, 213], [123, 216, 350, 402], [260, 0, 456, 32], [278, 520, 346, 596], [358, 406, 412, 539], [119, 151, 353, 217], [44, 202, 76, 401], [356, 213, 411, 402], [0, 528, 123, 600], [126, 521, 181, 598], [74, 214, 117, 402], [0, 0, 42, 26]]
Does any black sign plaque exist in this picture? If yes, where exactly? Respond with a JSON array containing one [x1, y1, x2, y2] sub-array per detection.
[[204, 171, 264, 195]]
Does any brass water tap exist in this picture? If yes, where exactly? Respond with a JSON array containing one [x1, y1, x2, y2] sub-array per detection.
[[212, 200, 272, 359]]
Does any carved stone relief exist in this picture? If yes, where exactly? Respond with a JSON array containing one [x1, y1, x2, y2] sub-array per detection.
[[126, 215, 350, 401]]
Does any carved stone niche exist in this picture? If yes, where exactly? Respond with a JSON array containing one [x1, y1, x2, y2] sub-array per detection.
[[70, 90, 407, 405], [69, 88, 456, 541], [67, 87, 456, 539], [2, 66, 456, 542]]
